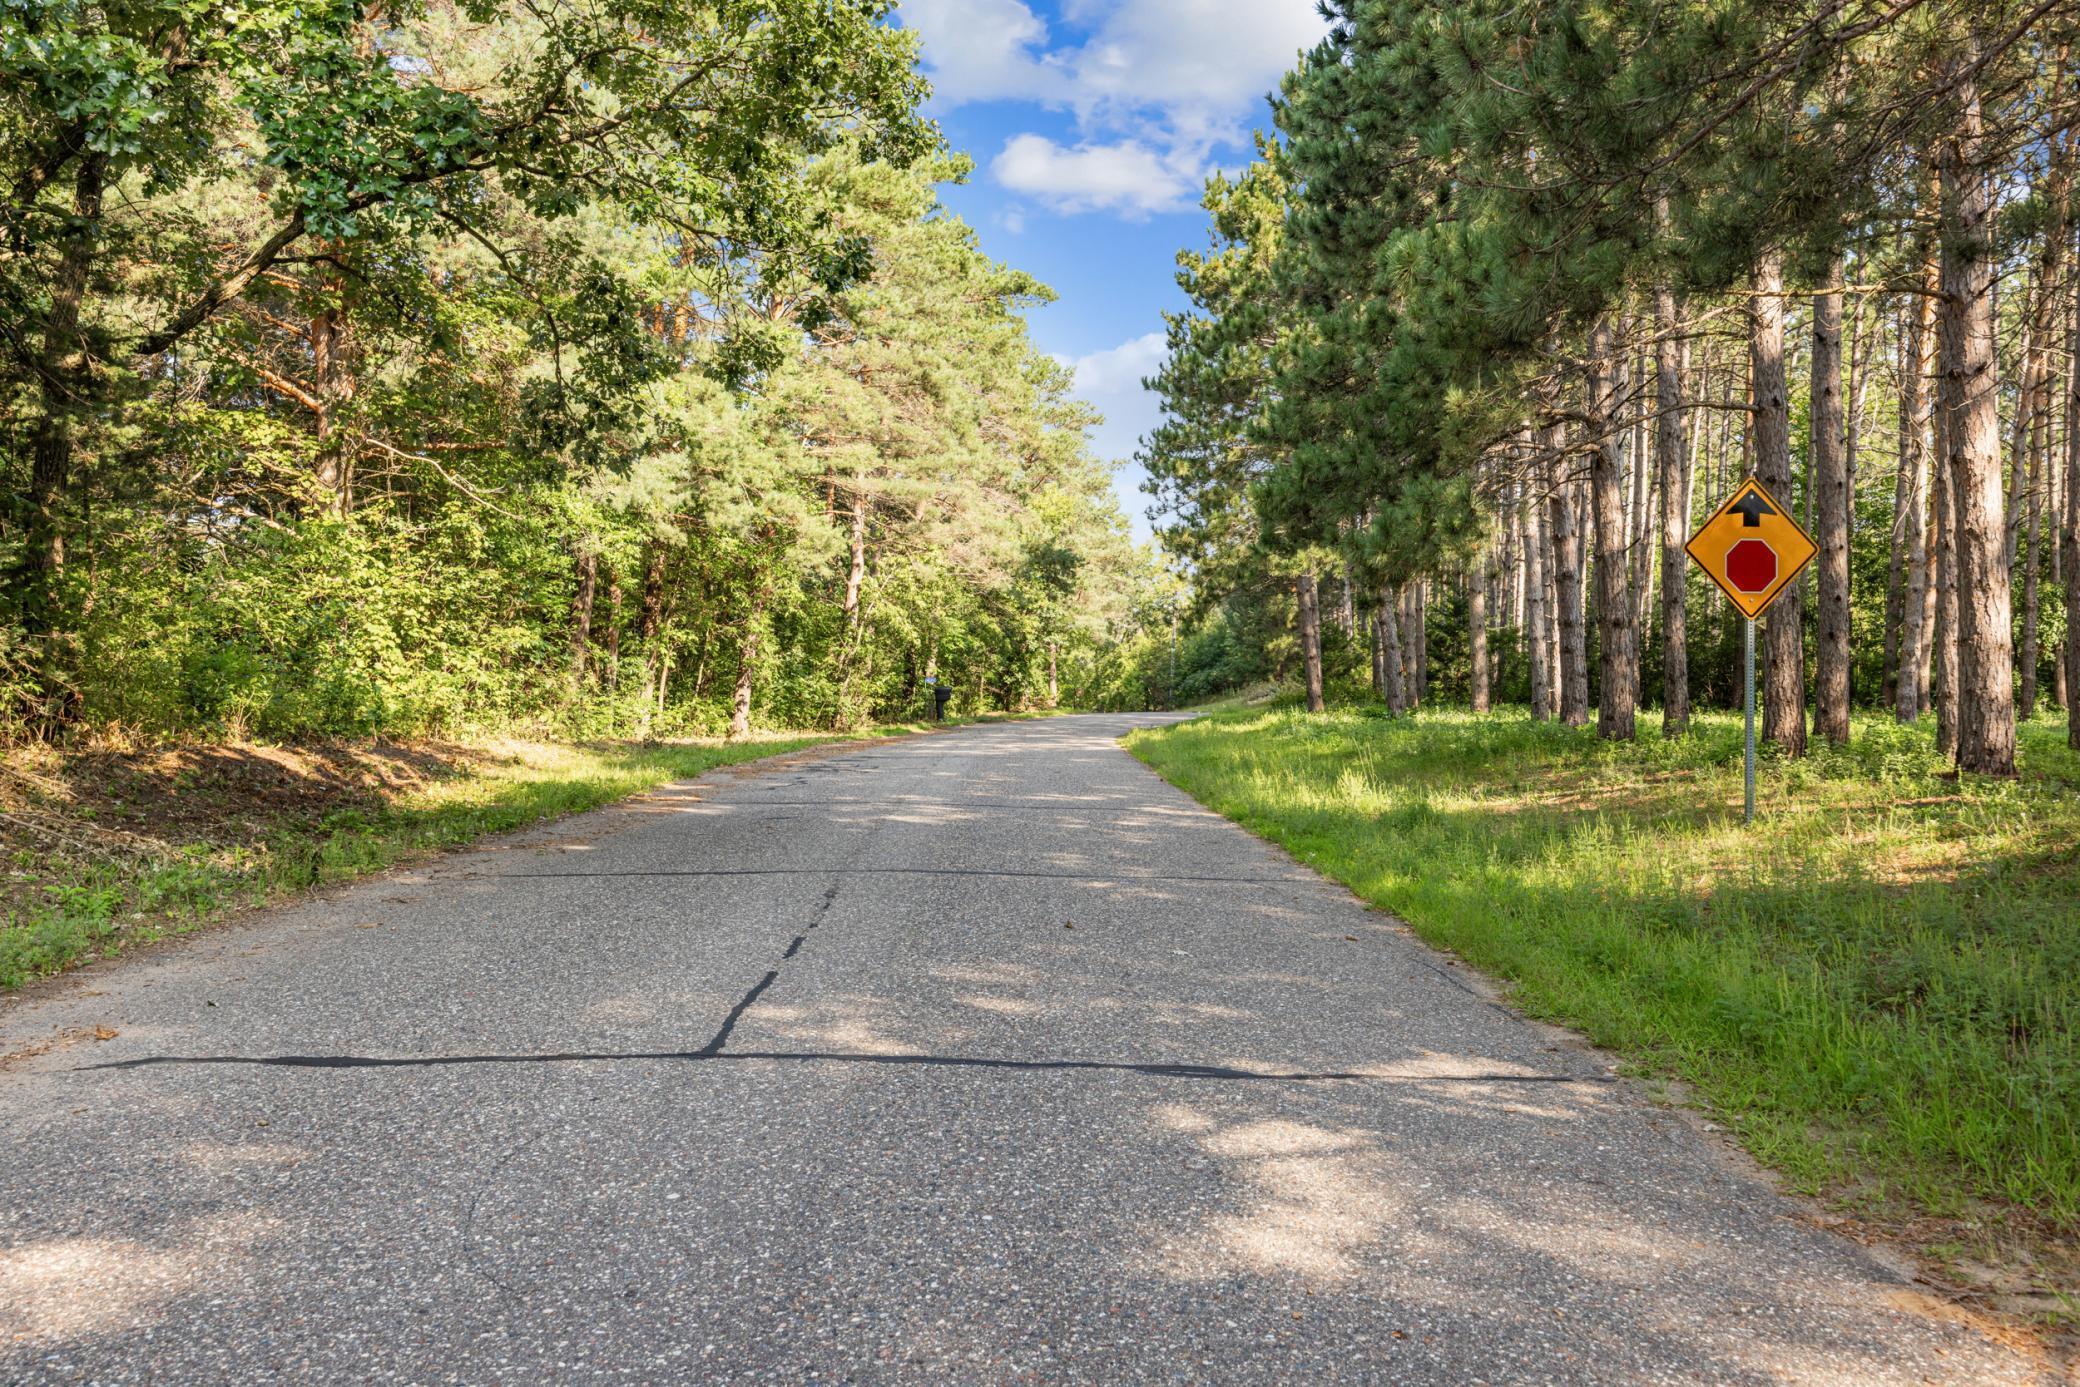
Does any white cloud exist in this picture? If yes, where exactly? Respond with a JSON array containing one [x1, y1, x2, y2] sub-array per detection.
[[900, 0, 1329, 219], [1061, 331, 1170, 462], [992, 135, 1197, 217], [896, 0, 1062, 107], [1058, 0, 1327, 148]]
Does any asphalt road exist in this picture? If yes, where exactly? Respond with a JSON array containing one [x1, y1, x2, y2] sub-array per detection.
[[0, 714, 2047, 1384]]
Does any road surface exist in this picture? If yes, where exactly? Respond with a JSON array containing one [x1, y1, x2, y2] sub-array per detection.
[[0, 714, 2046, 1383]]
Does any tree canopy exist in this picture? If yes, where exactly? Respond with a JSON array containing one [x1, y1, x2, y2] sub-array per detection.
[[1141, 0, 2079, 770], [0, 0, 1176, 739]]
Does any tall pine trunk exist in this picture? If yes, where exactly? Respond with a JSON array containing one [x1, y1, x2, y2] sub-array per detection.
[[311, 291, 355, 518], [1296, 572, 1325, 713], [2065, 241, 2080, 747], [843, 490, 868, 626], [1370, 604, 1387, 697], [1588, 319, 1638, 739], [1377, 587, 1407, 715], [1933, 380, 1961, 753], [1751, 249, 1806, 753], [2004, 315, 2041, 574], [2019, 115, 2073, 720], [1549, 432, 1589, 727], [1405, 581, 1426, 707], [1938, 50, 2018, 776], [2021, 372, 2045, 720], [1469, 556, 1491, 713], [1654, 267, 1692, 736], [1525, 477, 1552, 720], [1628, 352, 1657, 645], [1896, 279, 1936, 722], [1883, 308, 1907, 709], [1812, 255, 1852, 744]]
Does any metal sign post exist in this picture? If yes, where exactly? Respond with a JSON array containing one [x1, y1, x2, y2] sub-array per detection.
[[1685, 477, 1815, 826], [1743, 617, 1756, 825]]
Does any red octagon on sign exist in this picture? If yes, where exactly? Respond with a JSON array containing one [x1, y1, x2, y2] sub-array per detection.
[[1726, 538, 1778, 594]]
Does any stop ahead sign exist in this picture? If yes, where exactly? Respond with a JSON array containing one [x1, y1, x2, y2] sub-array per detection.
[[1685, 477, 1815, 619]]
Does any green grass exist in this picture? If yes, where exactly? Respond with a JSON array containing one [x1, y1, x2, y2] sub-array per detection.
[[1127, 705, 2080, 1244], [2, 728, 928, 989]]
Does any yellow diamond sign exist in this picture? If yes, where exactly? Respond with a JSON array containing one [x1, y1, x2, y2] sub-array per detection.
[[1685, 477, 1815, 620]]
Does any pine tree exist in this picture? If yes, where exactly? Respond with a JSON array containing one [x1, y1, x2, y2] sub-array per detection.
[[1812, 252, 1853, 744], [1936, 36, 2018, 777], [1141, 152, 1334, 712]]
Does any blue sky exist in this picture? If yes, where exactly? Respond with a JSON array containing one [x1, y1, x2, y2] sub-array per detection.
[[894, 0, 1330, 539]]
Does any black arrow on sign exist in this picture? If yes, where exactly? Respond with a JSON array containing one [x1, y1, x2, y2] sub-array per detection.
[[1730, 491, 1776, 526]]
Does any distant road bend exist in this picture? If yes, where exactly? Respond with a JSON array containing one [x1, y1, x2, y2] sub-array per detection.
[[0, 714, 2045, 1383]]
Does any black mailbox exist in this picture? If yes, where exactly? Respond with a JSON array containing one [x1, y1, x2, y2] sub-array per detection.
[[932, 684, 953, 720]]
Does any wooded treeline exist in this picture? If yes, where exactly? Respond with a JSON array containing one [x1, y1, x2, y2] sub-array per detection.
[[1144, 0, 2079, 774], [1, 0, 1172, 744]]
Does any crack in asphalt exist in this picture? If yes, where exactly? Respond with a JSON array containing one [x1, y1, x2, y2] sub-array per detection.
[[82, 1048, 1613, 1084], [482, 867, 1308, 885]]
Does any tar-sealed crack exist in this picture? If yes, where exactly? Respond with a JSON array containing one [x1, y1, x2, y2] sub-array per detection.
[[692, 844, 858, 1057]]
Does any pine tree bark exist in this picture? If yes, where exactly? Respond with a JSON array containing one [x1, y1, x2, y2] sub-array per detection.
[[1626, 343, 1656, 643], [1884, 306, 1909, 711], [1297, 572, 1325, 713], [2065, 242, 2080, 747], [1397, 584, 1416, 708], [2018, 114, 2074, 719], [1588, 319, 1638, 740], [1549, 433, 1589, 727], [1526, 477, 1552, 720], [1404, 581, 1426, 707], [1469, 557, 1491, 713], [1812, 256, 1852, 744], [1378, 587, 1407, 715], [2003, 314, 2040, 574], [1847, 288, 1870, 540], [1933, 381, 1961, 752], [2021, 370, 2045, 720], [310, 291, 355, 519], [1654, 269, 1692, 736], [1896, 280, 1936, 722], [1938, 51, 2019, 775], [1370, 603, 1387, 697], [1921, 339, 1945, 720], [843, 490, 868, 625], [2001, 79, 2077, 573], [1751, 249, 1807, 754], [1506, 492, 1525, 632]]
